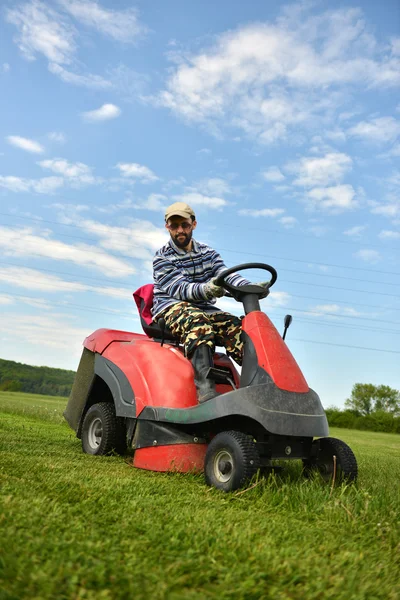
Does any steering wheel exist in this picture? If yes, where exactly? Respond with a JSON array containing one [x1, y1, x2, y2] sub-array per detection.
[[214, 262, 278, 301]]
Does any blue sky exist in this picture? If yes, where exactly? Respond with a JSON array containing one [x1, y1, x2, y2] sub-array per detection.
[[0, 0, 399, 408]]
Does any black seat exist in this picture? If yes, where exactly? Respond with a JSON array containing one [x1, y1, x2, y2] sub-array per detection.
[[139, 299, 178, 342]]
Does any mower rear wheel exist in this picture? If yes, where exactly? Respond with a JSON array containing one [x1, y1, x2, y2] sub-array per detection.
[[81, 402, 126, 456], [204, 430, 260, 492], [303, 437, 358, 483]]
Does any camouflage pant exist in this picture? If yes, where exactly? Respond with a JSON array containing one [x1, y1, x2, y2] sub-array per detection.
[[159, 302, 243, 364]]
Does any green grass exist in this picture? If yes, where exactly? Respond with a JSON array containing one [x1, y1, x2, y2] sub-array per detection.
[[0, 391, 399, 600]]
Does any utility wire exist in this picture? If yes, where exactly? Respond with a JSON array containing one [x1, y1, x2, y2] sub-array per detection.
[[4, 291, 400, 350], [1, 258, 398, 313], [2, 233, 400, 297], [2, 286, 400, 328], [1, 210, 400, 277], [3, 288, 400, 354], [1, 209, 399, 251], [289, 338, 400, 355]]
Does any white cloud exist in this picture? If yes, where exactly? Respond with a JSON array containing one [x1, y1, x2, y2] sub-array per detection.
[[348, 116, 400, 143], [6, 0, 76, 64], [371, 204, 400, 217], [7, 135, 44, 153], [172, 192, 227, 210], [262, 167, 285, 182], [157, 8, 400, 142], [133, 193, 167, 212], [325, 129, 346, 143], [238, 208, 285, 218], [82, 103, 121, 121], [47, 131, 66, 143], [0, 266, 131, 300], [2, 63, 10, 73], [0, 158, 101, 194], [39, 158, 97, 185], [306, 184, 357, 212], [0, 175, 64, 194], [378, 230, 400, 240], [5, 1, 123, 89], [267, 290, 291, 307], [192, 177, 233, 196], [48, 62, 111, 88], [288, 152, 352, 187], [344, 225, 366, 237], [197, 148, 212, 155], [34, 176, 65, 194], [279, 216, 297, 228], [354, 249, 381, 264], [58, 0, 146, 42], [116, 162, 158, 183], [0, 294, 13, 305], [75, 218, 168, 260], [52, 202, 89, 213], [310, 304, 362, 318], [0, 310, 89, 353], [0, 226, 135, 277]]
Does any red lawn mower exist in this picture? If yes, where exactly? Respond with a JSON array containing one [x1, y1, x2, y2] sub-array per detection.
[[64, 263, 358, 491]]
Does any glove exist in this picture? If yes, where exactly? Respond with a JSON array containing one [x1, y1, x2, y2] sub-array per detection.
[[203, 278, 225, 299]]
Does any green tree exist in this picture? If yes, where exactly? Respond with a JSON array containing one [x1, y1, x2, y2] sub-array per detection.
[[345, 383, 400, 416]]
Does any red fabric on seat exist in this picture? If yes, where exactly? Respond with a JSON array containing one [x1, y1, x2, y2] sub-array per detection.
[[133, 284, 154, 325]]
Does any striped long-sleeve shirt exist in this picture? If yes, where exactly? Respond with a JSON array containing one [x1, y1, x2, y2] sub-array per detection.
[[152, 237, 250, 318]]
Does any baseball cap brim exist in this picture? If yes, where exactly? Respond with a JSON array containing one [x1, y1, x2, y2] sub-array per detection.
[[165, 209, 193, 220]]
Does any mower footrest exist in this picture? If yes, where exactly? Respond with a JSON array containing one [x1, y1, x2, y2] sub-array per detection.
[[206, 366, 234, 385]]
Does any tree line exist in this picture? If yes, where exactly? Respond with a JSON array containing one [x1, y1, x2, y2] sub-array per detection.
[[0, 357, 399, 433], [0, 358, 75, 397], [326, 383, 400, 434]]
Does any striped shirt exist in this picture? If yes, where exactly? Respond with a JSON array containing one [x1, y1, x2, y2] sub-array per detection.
[[152, 237, 250, 318]]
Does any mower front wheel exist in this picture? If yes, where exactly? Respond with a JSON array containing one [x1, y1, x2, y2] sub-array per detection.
[[81, 402, 126, 456], [204, 430, 260, 492], [303, 436, 358, 484]]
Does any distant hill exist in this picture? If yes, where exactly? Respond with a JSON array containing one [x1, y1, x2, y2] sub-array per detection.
[[0, 358, 76, 397]]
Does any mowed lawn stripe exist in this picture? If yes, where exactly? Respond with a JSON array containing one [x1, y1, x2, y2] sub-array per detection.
[[0, 393, 399, 600]]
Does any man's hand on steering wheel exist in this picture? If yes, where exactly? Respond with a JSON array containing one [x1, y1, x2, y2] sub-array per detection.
[[203, 278, 225, 299]]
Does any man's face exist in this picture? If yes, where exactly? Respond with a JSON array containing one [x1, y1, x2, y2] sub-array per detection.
[[166, 216, 196, 249]]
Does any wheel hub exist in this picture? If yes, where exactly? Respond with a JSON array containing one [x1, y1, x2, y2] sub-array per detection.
[[213, 450, 234, 483], [87, 417, 103, 449]]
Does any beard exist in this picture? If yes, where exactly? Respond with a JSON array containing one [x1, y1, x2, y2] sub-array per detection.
[[172, 230, 193, 249]]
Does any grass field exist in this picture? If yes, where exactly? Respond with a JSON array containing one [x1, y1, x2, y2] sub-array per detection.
[[1, 391, 399, 600]]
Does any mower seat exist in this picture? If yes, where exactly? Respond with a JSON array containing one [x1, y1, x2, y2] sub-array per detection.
[[139, 300, 178, 342]]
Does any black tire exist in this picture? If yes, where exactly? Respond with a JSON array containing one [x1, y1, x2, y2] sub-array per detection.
[[204, 430, 260, 492], [81, 402, 127, 456], [303, 437, 358, 483]]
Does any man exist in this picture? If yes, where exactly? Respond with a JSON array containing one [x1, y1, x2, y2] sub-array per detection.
[[152, 201, 252, 403]]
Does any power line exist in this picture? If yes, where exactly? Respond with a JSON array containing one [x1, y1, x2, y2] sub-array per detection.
[[0, 259, 399, 312], [283, 305, 400, 325], [2, 233, 400, 298], [2, 210, 400, 277], [3, 288, 400, 332], [2, 209, 399, 251], [3, 291, 400, 353], [283, 280, 400, 300], [0, 261, 400, 312], [289, 338, 400, 355]]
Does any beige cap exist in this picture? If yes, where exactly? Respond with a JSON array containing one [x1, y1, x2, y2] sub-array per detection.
[[165, 201, 195, 222]]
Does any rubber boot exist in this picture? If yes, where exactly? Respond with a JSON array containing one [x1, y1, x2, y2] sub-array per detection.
[[191, 344, 218, 403]]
